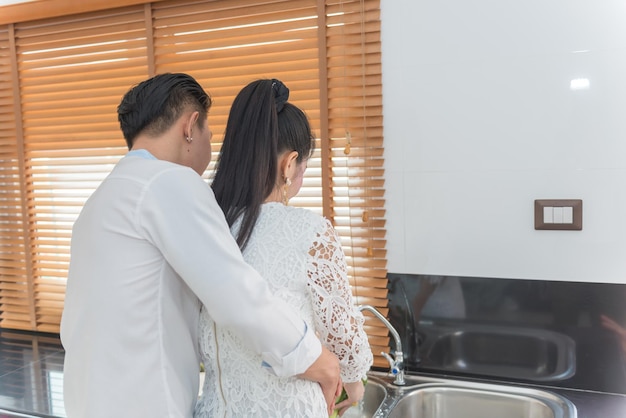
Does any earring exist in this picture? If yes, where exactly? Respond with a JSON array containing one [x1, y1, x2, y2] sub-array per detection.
[[186, 136, 193, 143], [282, 177, 291, 205]]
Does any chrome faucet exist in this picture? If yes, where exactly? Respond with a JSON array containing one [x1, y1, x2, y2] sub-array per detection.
[[358, 304, 406, 385]]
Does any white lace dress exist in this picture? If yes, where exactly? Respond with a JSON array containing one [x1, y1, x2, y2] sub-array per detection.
[[194, 202, 373, 418]]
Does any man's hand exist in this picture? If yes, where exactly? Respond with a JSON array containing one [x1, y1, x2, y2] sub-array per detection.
[[298, 346, 342, 415]]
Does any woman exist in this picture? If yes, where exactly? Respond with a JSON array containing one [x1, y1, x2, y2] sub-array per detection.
[[195, 79, 373, 417]]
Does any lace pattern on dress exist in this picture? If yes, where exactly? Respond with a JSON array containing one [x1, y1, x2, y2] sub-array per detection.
[[306, 217, 373, 383], [194, 203, 372, 417]]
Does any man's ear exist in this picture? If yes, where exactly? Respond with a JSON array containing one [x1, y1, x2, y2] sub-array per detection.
[[185, 111, 200, 138]]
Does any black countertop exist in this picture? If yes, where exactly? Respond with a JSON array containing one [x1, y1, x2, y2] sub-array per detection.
[[557, 389, 626, 418]]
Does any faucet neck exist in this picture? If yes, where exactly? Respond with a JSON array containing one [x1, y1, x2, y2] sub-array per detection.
[[358, 304, 406, 386]]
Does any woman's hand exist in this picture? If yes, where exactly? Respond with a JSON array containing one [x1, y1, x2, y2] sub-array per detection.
[[333, 380, 365, 417]]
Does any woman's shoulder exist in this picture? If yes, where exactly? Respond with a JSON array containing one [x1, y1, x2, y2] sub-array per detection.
[[263, 202, 318, 218], [290, 205, 330, 230], [261, 203, 329, 233]]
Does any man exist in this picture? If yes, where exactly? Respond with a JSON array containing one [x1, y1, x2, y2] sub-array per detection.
[[60, 73, 341, 417]]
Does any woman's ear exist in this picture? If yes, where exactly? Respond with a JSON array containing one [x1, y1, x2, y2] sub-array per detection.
[[282, 150, 299, 179]]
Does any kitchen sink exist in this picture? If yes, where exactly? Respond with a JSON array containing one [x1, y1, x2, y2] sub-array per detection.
[[423, 324, 576, 381], [361, 371, 577, 418], [387, 383, 575, 418], [343, 380, 386, 418]]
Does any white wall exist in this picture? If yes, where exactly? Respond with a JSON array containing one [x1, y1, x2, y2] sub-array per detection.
[[381, 0, 626, 283]]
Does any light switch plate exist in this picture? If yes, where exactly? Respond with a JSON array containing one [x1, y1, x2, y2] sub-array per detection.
[[534, 199, 582, 230]]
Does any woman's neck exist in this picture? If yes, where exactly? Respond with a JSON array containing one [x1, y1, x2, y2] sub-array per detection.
[[264, 187, 283, 204]]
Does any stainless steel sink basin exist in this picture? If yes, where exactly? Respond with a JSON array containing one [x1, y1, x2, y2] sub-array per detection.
[[343, 380, 387, 418], [362, 371, 576, 418], [387, 382, 576, 418], [424, 324, 576, 381]]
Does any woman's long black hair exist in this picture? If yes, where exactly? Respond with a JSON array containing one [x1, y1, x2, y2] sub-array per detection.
[[211, 79, 315, 250]]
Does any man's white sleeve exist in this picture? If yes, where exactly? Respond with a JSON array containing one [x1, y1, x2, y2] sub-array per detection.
[[137, 168, 321, 376]]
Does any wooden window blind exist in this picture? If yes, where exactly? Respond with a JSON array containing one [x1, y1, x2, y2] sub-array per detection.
[[10, 6, 149, 333], [0, 0, 388, 367], [0, 25, 34, 331], [324, 0, 388, 368]]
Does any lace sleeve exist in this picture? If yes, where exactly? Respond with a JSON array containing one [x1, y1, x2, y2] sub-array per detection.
[[306, 218, 373, 382]]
